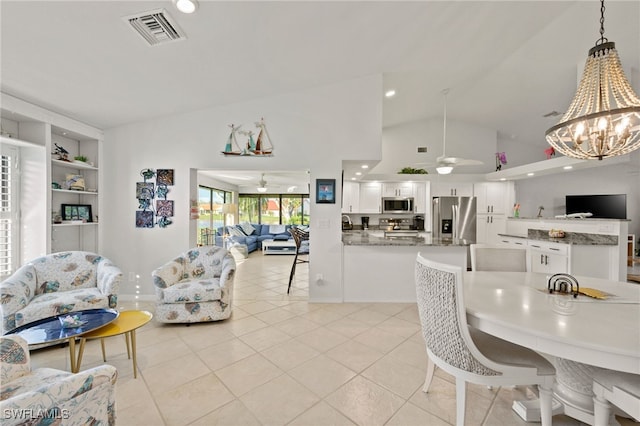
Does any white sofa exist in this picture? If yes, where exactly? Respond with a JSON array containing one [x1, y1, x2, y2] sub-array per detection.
[[0, 334, 118, 426], [152, 246, 235, 323], [0, 251, 122, 333]]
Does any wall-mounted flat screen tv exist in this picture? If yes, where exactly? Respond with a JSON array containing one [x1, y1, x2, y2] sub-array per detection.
[[566, 194, 627, 219]]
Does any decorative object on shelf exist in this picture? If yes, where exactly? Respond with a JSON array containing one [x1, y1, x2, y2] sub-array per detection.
[[65, 174, 85, 191], [545, 0, 640, 160], [537, 205, 545, 218], [51, 182, 61, 189], [495, 152, 507, 171], [398, 167, 428, 174], [73, 155, 88, 164], [221, 118, 274, 156], [52, 143, 69, 161], [61, 204, 93, 222], [0, 123, 14, 138], [135, 167, 175, 228], [316, 179, 336, 204], [52, 210, 62, 224], [544, 146, 555, 159], [513, 203, 520, 218]]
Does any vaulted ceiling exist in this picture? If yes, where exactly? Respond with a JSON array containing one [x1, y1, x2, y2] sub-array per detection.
[[2, 1, 639, 182]]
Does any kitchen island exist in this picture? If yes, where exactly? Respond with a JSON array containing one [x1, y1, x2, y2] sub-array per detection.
[[342, 230, 471, 302], [500, 217, 628, 281]]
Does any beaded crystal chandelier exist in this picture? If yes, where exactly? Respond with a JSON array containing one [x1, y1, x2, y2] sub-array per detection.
[[545, 0, 640, 160]]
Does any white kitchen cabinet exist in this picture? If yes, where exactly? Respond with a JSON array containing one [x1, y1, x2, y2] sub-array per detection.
[[342, 181, 360, 213], [527, 241, 569, 274], [432, 182, 473, 197], [382, 182, 414, 197], [498, 236, 527, 248], [413, 181, 428, 214], [476, 214, 506, 244], [475, 182, 513, 214], [359, 182, 382, 214]]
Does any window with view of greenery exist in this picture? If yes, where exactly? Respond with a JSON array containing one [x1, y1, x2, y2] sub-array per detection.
[[239, 194, 309, 225], [198, 186, 232, 245]]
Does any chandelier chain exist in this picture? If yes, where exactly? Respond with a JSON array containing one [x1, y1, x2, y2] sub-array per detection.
[[597, 0, 607, 45]]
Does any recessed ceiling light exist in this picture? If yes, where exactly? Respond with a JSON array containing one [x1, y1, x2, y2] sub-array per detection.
[[499, 178, 506, 181], [361, 165, 369, 169], [174, 0, 198, 13], [355, 172, 362, 176], [385, 90, 396, 98], [563, 166, 573, 170], [527, 172, 535, 176], [351, 177, 356, 180]]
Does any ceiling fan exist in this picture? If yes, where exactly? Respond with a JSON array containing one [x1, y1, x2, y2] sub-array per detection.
[[257, 173, 268, 192], [417, 88, 483, 174]]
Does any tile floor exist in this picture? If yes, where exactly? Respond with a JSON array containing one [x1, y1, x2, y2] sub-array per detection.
[[29, 252, 639, 426]]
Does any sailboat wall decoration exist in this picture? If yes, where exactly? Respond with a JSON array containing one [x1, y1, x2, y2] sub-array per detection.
[[221, 118, 274, 156]]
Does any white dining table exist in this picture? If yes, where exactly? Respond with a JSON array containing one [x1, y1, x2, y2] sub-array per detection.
[[463, 271, 640, 425]]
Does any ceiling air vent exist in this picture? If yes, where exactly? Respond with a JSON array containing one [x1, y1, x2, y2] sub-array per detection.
[[123, 8, 186, 46]]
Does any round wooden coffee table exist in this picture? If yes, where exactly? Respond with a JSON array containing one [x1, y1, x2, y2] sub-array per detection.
[[75, 310, 153, 378]]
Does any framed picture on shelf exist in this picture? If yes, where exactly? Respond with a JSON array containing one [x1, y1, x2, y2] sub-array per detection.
[[61, 204, 93, 222], [316, 179, 336, 204]]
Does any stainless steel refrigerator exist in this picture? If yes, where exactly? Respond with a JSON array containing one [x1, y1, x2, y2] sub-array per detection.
[[432, 196, 477, 242]]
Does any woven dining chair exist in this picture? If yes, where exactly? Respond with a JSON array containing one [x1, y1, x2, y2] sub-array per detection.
[[470, 243, 527, 271], [415, 254, 556, 426], [288, 227, 309, 294]]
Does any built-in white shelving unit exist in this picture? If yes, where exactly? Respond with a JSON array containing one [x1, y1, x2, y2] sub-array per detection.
[[1, 93, 103, 262]]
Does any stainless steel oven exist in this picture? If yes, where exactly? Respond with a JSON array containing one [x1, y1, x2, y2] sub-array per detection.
[[382, 197, 414, 214]]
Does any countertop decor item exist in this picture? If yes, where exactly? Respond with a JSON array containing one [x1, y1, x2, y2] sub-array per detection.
[[548, 229, 565, 238], [545, 0, 640, 160]]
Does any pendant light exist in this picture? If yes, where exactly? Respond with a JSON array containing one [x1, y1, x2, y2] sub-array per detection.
[[545, 0, 640, 160]]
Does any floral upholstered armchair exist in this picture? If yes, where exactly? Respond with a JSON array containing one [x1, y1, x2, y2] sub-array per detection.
[[152, 246, 235, 323], [0, 335, 117, 426], [0, 251, 122, 333]]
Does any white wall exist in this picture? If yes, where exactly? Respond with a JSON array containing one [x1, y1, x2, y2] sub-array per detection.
[[514, 151, 640, 238], [102, 75, 382, 302], [374, 116, 497, 174]]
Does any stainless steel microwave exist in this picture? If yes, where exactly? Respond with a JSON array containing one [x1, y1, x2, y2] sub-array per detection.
[[382, 197, 415, 214]]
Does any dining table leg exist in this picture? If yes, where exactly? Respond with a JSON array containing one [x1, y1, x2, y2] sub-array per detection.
[[512, 358, 623, 426]]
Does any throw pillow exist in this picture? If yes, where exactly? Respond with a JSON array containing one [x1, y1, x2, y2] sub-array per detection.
[[240, 222, 255, 236], [227, 226, 245, 237], [268, 224, 286, 234], [273, 234, 289, 241]]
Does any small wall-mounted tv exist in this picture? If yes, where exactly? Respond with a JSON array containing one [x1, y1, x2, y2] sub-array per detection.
[[565, 194, 627, 219]]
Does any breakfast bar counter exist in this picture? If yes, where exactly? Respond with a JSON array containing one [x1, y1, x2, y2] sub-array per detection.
[[342, 230, 472, 247], [342, 230, 469, 302]]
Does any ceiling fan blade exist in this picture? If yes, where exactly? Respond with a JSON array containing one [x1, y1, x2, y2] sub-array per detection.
[[437, 156, 483, 166]]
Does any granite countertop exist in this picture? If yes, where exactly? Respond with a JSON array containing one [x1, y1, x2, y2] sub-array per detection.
[[507, 217, 630, 222], [498, 229, 618, 246], [342, 230, 472, 247]]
